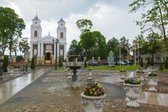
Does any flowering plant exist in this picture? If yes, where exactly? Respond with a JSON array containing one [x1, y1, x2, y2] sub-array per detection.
[[124, 77, 141, 85], [84, 82, 105, 96]]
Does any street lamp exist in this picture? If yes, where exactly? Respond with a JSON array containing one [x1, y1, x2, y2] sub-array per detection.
[[53, 38, 59, 70]]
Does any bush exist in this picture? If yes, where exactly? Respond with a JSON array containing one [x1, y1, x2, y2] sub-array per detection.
[[140, 58, 143, 67], [30, 56, 35, 70], [159, 62, 164, 71], [58, 58, 63, 67], [147, 57, 150, 66], [151, 58, 154, 66], [165, 57, 168, 69], [84, 60, 87, 68], [2, 55, 9, 72]]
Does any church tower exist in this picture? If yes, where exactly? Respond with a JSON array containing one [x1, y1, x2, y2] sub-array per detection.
[[57, 17, 67, 60], [30, 15, 42, 59], [31, 15, 42, 39]]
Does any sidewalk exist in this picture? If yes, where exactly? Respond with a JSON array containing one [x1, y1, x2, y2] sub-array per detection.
[[0, 67, 51, 104]]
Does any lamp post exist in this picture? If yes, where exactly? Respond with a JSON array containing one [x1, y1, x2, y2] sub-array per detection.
[[53, 38, 59, 70]]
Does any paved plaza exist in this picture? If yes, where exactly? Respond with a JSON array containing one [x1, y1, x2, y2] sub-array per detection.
[[0, 67, 168, 112]]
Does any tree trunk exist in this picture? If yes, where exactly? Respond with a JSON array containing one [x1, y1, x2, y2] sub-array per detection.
[[158, 2, 167, 45]]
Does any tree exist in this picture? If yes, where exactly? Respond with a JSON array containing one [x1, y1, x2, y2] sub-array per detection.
[[165, 57, 168, 69], [0, 6, 25, 55], [129, 0, 168, 45], [76, 19, 93, 33], [119, 37, 130, 61], [92, 31, 108, 59], [107, 37, 120, 61], [80, 32, 96, 59], [144, 33, 162, 64], [30, 56, 35, 70], [132, 35, 145, 63], [68, 39, 82, 56], [9, 36, 19, 57], [2, 55, 8, 72], [19, 37, 30, 56]]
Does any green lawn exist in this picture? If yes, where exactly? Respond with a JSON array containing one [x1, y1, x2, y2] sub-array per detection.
[[86, 65, 140, 71], [163, 68, 168, 72]]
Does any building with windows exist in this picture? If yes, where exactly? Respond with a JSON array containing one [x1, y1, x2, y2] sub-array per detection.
[[30, 15, 67, 65]]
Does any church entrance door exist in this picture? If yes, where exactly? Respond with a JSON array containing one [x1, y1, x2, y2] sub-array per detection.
[[45, 52, 52, 64]]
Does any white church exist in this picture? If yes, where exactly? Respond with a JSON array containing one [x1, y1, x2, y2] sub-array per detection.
[[30, 15, 67, 65]]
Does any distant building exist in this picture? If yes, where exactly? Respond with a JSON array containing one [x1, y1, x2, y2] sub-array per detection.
[[30, 15, 67, 64]]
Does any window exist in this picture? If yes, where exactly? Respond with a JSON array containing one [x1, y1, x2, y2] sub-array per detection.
[[60, 32, 63, 38], [34, 31, 37, 37]]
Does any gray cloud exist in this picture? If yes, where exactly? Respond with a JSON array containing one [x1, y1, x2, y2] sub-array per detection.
[[4, 0, 101, 22]]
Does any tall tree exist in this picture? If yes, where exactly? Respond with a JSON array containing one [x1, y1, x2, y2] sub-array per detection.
[[0, 6, 25, 55], [133, 35, 145, 58], [19, 37, 30, 56], [107, 37, 120, 60], [119, 36, 130, 60], [92, 31, 108, 59], [129, 0, 168, 45], [80, 32, 96, 59], [143, 33, 162, 62], [76, 19, 93, 33], [68, 39, 82, 55]]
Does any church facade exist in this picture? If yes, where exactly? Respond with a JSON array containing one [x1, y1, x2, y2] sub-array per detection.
[[30, 15, 67, 65]]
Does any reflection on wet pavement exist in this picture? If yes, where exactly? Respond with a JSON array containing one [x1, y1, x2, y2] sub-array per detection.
[[0, 68, 49, 104], [138, 92, 168, 106], [0, 68, 168, 108]]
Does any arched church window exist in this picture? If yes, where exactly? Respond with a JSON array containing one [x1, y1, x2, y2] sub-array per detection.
[[34, 31, 37, 37], [60, 32, 63, 38]]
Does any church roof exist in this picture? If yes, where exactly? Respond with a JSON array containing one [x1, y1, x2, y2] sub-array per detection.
[[32, 15, 40, 21], [58, 17, 65, 23]]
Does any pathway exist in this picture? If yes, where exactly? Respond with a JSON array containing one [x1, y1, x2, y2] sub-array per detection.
[[0, 67, 50, 104]]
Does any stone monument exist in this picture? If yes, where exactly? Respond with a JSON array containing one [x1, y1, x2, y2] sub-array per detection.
[[107, 50, 114, 66]]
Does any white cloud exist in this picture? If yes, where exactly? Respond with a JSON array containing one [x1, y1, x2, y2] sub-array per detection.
[[1, 0, 142, 51]]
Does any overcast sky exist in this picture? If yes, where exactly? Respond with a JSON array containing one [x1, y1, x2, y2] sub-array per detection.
[[1, 0, 142, 50]]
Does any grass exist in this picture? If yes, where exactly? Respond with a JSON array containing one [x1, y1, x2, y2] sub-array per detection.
[[163, 68, 168, 72], [86, 65, 140, 71], [56, 65, 140, 71]]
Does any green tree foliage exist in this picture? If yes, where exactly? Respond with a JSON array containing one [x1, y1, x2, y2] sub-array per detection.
[[142, 33, 162, 63], [59, 57, 63, 67], [19, 37, 30, 56], [0, 6, 25, 55], [165, 57, 168, 69], [107, 37, 120, 61], [76, 19, 93, 33], [92, 31, 108, 59], [147, 57, 150, 66], [140, 58, 143, 67], [2, 55, 8, 72], [119, 37, 130, 60], [159, 62, 164, 71], [75, 19, 108, 60], [30, 56, 35, 70], [68, 40, 82, 56], [129, 0, 168, 45], [80, 32, 96, 59]]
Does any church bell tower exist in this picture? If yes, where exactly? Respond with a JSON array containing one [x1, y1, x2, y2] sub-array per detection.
[[57, 17, 67, 60]]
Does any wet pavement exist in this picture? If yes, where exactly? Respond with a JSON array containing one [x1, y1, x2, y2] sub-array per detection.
[[0, 67, 50, 104], [0, 68, 168, 112]]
